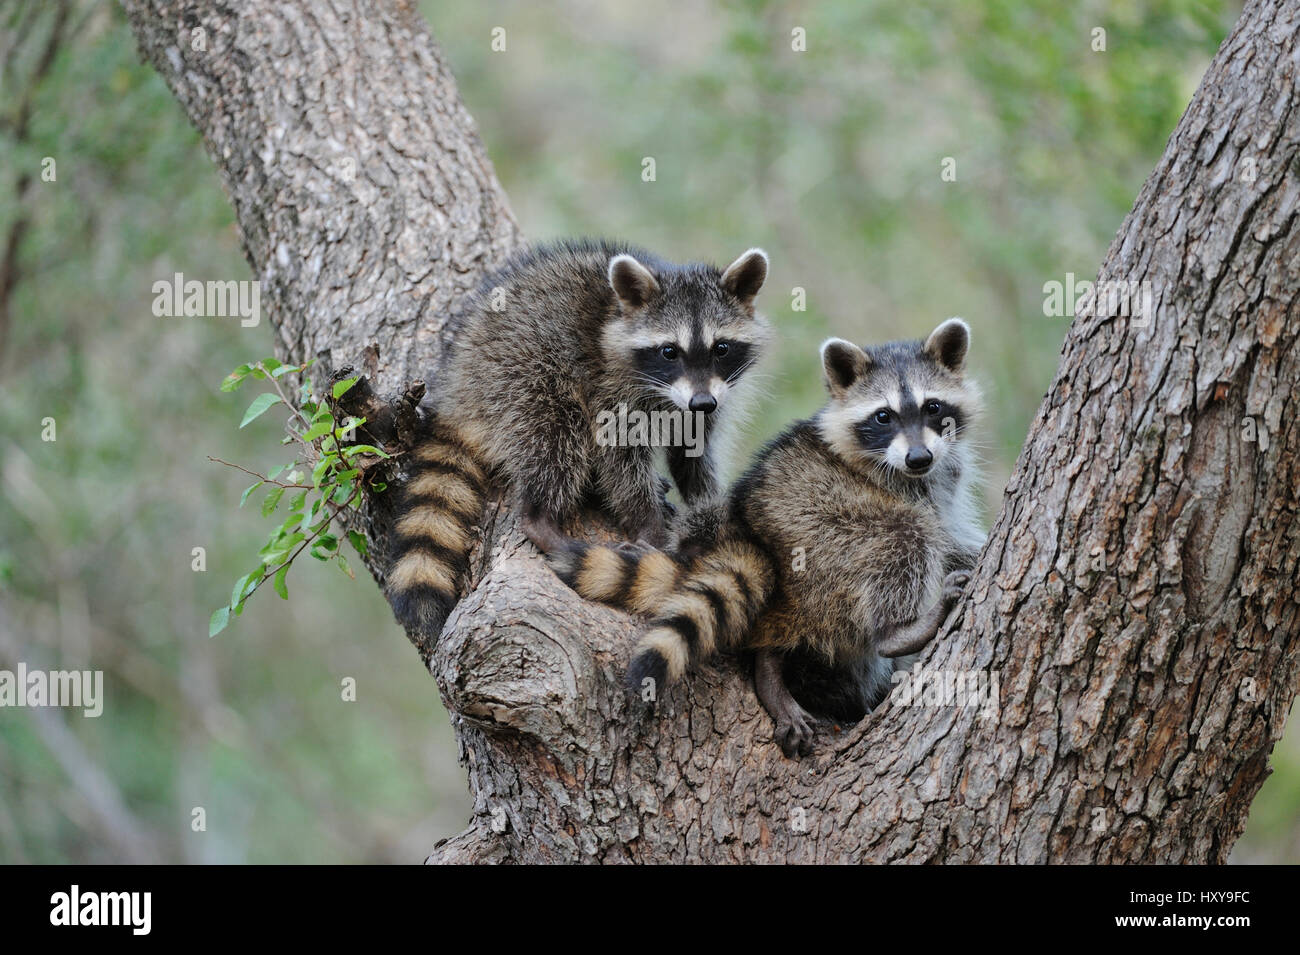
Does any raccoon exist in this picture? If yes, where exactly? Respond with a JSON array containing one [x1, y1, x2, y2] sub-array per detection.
[[386, 239, 771, 638], [544, 318, 985, 757]]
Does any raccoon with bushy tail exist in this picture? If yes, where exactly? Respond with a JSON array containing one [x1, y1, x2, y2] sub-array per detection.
[[546, 319, 985, 757], [386, 239, 771, 639]]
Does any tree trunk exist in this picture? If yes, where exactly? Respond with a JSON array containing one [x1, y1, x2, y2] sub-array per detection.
[[124, 0, 1300, 863]]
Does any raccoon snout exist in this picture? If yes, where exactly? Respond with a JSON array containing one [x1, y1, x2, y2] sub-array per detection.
[[689, 393, 718, 414], [904, 447, 933, 472]]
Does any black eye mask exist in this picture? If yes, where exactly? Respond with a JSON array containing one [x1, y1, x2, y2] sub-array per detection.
[[712, 340, 753, 380]]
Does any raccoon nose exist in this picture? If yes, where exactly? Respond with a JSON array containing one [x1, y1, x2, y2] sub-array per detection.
[[905, 447, 933, 471], [689, 393, 717, 414]]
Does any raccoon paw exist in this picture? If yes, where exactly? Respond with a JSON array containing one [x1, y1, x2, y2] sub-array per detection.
[[773, 703, 816, 759], [631, 517, 668, 549], [941, 570, 972, 608], [521, 512, 567, 554]]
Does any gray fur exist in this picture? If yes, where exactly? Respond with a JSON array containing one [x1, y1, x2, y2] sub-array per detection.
[[386, 238, 769, 637], [548, 319, 986, 758], [445, 239, 768, 544]]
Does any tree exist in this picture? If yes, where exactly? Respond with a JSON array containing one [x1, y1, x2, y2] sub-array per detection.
[[121, 0, 1300, 863]]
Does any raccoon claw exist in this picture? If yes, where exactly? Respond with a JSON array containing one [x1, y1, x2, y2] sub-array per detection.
[[774, 705, 816, 759], [612, 539, 652, 557]]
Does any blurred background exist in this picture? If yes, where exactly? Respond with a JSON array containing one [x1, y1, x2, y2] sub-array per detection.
[[2, 0, 1294, 863]]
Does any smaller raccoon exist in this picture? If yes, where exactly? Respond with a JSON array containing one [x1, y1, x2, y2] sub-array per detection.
[[386, 239, 770, 639], [544, 319, 985, 757]]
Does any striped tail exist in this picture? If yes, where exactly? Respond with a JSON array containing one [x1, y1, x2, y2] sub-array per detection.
[[547, 537, 776, 696], [385, 418, 490, 637], [546, 539, 683, 616]]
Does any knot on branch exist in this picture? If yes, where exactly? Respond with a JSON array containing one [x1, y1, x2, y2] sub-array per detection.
[[432, 515, 642, 750]]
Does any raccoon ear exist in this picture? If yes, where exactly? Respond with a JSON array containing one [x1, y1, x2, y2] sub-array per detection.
[[720, 248, 768, 306], [820, 338, 870, 398], [923, 318, 970, 373], [609, 254, 662, 311]]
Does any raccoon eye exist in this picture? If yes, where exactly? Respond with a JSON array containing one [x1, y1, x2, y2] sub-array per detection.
[[660, 345, 679, 361], [874, 409, 891, 425], [924, 400, 942, 416], [713, 341, 730, 357]]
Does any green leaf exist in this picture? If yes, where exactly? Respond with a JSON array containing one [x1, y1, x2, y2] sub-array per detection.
[[335, 553, 354, 578], [311, 455, 337, 487], [300, 420, 333, 443], [273, 563, 290, 599], [239, 393, 282, 429], [332, 376, 359, 399], [240, 481, 264, 507], [261, 486, 286, 516], [260, 530, 305, 567], [231, 572, 258, 611], [209, 606, 230, 637], [300, 499, 316, 530], [341, 444, 390, 460], [263, 523, 304, 550], [347, 530, 368, 558], [221, 364, 253, 392]]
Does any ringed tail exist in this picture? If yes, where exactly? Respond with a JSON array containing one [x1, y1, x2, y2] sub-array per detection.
[[627, 539, 775, 694], [547, 540, 684, 616], [548, 536, 776, 695], [385, 417, 490, 637]]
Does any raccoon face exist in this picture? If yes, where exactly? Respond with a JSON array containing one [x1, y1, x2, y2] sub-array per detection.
[[818, 319, 978, 480], [603, 249, 770, 414]]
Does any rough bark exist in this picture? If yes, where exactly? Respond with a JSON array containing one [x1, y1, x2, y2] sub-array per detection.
[[124, 0, 1300, 863], [120, 0, 520, 654]]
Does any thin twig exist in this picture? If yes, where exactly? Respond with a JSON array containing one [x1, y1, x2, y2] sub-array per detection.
[[259, 360, 314, 432], [206, 455, 312, 490]]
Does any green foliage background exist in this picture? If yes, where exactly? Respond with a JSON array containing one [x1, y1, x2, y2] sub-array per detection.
[[1, 0, 1293, 862]]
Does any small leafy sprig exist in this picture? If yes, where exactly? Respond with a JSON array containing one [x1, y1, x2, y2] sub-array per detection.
[[209, 357, 390, 636]]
